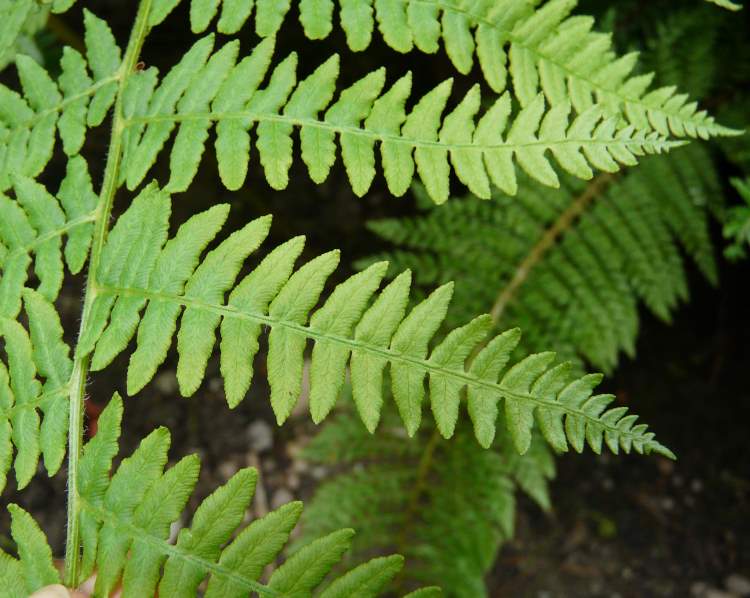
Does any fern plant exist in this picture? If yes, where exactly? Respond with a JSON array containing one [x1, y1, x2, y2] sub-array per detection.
[[0, 0, 736, 595], [300, 24, 745, 588]]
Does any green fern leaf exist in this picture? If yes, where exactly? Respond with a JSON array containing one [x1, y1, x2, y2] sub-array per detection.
[[119, 39, 684, 203], [0, 11, 121, 189], [145, 0, 739, 140], [73, 185, 671, 457], [0, 292, 73, 492]]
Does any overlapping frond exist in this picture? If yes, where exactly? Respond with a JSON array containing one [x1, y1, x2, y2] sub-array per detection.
[[0, 395, 440, 598], [0, 0, 49, 70], [0, 10, 121, 190], [74, 182, 670, 456], [0, 157, 99, 316], [0, 289, 71, 493], [724, 177, 750, 260], [148, 0, 738, 141], [362, 144, 719, 371], [118, 34, 682, 204], [299, 409, 554, 597]]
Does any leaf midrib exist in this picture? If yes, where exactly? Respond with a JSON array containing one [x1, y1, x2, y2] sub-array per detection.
[[95, 282, 654, 444]]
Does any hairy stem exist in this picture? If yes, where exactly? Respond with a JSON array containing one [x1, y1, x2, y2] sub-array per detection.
[[63, 0, 153, 585], [490, 173, 614, 323]]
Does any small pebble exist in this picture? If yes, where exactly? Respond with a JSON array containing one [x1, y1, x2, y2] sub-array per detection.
[[271, 488, 294, 510], [154, 370, 178, 395], [218, 459, 239, 481], [660, 497, 675, 511], [246, 420, 274, 453], [727, 574, 750, 597]]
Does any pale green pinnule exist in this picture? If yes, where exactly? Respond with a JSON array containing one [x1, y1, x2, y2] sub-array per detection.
[[82, 9, 122, 126], [251, 52, 298, 190], [77, 395, 124, 581], [58, 47, 93, 155], [501, 352, 558, 454], [125, 34, 216, 190], [285, 54, 341, 184], [268, 528, 355, 595], [327, 67, 387, 196], [176, 214, 272, 397], [1, 318, 41, 489], [320, 554, 406, 598], [13, 175, 66, 301], [309, 261, 389, 423], [532, 363, 574, 453], [94, 427, 171, 597], [340, 0, 374, 50], [468, 328, 523, 449], [351, 271, 413, 432], [127, 204, 230, 395], [167, 40, 240, 193], [363, 73, 412, 196], [56, 156, 98, 275], [120, 455, 201, 597], [159, 468, 258, 595], [221, 236, 306, 407], [267, 250, 341, 423], [390, 283, 454, 436], [429, 314, 493, 439], [0, 195, 34, 318], [8, 504, 59, 593], [300, 0, 335, 39], [203, 500, 303, 597], [473, 92, 516, 195], [402, 78, 454, 205], [439, 84, 490, 199], [86, 184, 171, 366], [255, 0, 291, 37], [213, 36, 276, 190], [22, 289, 71, 473]]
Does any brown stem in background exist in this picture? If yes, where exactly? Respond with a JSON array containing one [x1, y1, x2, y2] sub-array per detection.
[[490, 173, 615, 324]]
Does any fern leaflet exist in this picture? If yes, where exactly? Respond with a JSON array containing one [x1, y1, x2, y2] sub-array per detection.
[[0, 10, 121, 190], [62, 182, 671, 458], [116, 35, 682, 204], [136, 0, 741, 141]]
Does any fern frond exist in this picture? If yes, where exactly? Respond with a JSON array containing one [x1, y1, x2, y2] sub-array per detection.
[[364, 144, 719, 372], [0, 0, 50, 71], [70, 182, 671, 457], [0, 395, 440, 597], [145, 0, 738, 141], [118, 35, 683, 204], [300, 410, 554, 597], [0, 10, 121, 190], [0, 157, 99, 316], [0, 289, 71, 493]]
